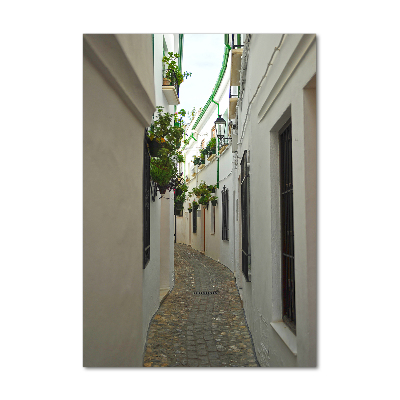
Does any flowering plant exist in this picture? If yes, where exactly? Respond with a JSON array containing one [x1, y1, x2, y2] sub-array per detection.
[[162, 52, 192, 85], [148, 106, 186, 193]]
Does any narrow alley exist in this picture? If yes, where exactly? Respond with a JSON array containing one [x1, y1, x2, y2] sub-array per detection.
[[143, 243, 259, 367]]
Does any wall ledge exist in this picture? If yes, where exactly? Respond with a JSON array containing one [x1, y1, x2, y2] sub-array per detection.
[[270, 321, 297, 356]]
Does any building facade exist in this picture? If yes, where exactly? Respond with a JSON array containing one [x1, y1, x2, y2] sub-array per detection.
[[83, 34, 182, 367], [176, 34, 317, 367]]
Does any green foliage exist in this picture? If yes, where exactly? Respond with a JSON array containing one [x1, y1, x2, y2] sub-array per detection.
[[210, 195, 218, 203], [189, 181, 218, 206], [193, 156, 201, 166], [208, 137, 217, 148], [148, 106, 186, 192], [150, 157, 177, 188], [198, 194, 211, 206], [149, 106, 185, 151], [162, 52, 192, 85], [174, 182, 188, 205]]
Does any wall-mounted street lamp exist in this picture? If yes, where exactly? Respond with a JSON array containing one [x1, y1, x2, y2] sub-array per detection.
[[214, 114, 226, 145], [214, 114, 227, 190]]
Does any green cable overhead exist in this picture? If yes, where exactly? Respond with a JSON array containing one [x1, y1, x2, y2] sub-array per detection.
[[192, 41, 231, 130]]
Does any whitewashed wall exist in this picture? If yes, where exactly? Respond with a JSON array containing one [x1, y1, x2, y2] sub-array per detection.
[[142, 34, 178, 343], [236, 34, 317, 367], [83, 34, 156, 367]]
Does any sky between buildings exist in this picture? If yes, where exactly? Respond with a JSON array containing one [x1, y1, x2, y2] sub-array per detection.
[[178, 34, 225, 125]]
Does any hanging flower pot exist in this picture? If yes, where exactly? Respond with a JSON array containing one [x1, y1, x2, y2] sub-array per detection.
[[148, 138, 165, 157], [163, 78, 171, 86], [211, 200, 218, 206], [175, 201, 183, 210], [158, 185, 168, 194], [188, 208, 192, 213]]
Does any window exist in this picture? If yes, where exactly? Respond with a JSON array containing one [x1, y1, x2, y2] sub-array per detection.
[[210, 202, 215, 234], [280, 122, 296, 333], [241, 151, 250, 281], [193, 206, 197, 233], [222, 185, 229, 240], [143, 129, 151, 268]]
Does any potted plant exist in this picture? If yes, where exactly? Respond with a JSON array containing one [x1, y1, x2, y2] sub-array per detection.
[[188, 204, 193, 213], [200, 153, 205, 164], [210, 195, 218, 206], [148, 106, 185, 157], [174, 182, 188, 210], [208, 184, 217, 193], [192, 187, 201, 198], [148, 106, 185, 195], [162, 52, 192, 87], [193, 156, 201, 166], [192, 200, 199, 210], [208, 137, 217, 155], [150, 157, 177, 194], [198, 193, 210, 206]]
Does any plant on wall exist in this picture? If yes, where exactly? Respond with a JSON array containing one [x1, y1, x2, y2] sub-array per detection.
[[206, 137, 217, 155], [162, 52, 192, 86], [189, 180, 218, 206], [208, 184, 217, 193], [147, 106, 186, 194], [174, 182, 188, 209]]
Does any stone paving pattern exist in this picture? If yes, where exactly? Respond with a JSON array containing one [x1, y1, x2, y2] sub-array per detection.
[[143, 243, 259, 367]]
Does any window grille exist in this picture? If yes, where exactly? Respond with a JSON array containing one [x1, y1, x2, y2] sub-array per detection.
[[241, 151, 250, 281], [280, 122, 296, 333], [143, 129, 151, 268], [193, 206, 197, 233], [210, 204, 215, 234], [222, 185, 229, 241]]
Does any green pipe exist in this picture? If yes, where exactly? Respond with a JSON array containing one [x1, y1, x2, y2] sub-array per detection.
[[211, 98, 220, 115], [192, 40, 231, 130]]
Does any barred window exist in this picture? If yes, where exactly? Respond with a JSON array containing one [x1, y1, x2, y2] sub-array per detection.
[[222, 185, 229, 241], [210, 202, 215, 234], [241, 151, 250, 281], [143, 129, 151, 268], [280, 121, 296, 333], [193, 207, 197, 233]]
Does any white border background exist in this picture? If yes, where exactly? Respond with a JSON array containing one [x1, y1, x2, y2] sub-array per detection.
[[1, 1, 399, 398]]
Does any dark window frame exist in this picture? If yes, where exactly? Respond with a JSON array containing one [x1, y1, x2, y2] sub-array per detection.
[[193, 206, 197, 233], [143, 129, 151, 268], [279, 121, 296, 333], [222, 185, 229, 241], [241, 151, 250, 281]]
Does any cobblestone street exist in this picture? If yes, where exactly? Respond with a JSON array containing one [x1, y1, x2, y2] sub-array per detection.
[[143, 243, 259, 367]]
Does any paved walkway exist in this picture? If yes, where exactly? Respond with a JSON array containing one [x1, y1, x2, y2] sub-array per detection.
[[143, 243, 259, 367]]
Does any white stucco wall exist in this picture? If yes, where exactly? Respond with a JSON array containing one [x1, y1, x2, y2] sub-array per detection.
[[236, 34, 317, 367], [176, 35, 316, 367], [142, 34, 178, 342], [83, 34, 155, 367]]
